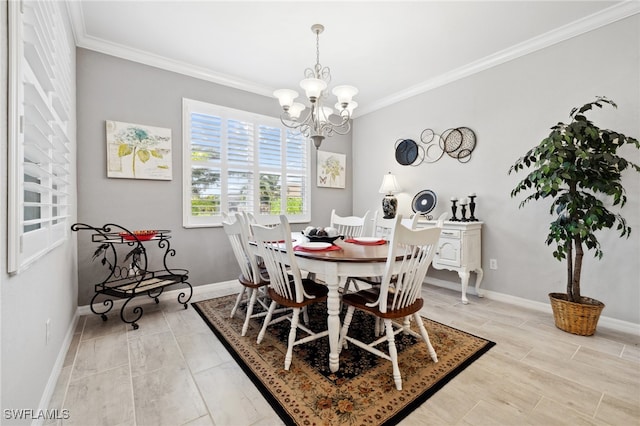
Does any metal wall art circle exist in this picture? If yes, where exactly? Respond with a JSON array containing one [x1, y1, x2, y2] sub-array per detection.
[[441, 127, 476, 163], [420, 128, 445, 163]]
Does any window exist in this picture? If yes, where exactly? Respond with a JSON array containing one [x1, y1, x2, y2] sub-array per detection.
[[8, 1, 74, 273], [182, 99, 311, 227]]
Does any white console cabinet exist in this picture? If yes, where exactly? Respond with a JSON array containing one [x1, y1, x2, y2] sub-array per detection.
[[418, 220, 483, 304]]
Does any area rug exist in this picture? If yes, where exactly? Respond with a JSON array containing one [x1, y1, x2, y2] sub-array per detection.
[[193, 294, 495, 425]]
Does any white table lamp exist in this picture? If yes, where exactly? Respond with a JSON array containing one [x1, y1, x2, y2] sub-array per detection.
[[379, 172, 400, 219]]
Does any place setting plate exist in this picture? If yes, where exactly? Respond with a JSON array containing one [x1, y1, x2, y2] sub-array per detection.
[[298, 242, 333, 251], [346, 237, 387, 245]]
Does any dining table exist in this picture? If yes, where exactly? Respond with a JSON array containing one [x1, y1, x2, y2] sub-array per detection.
[[282, 233, 397, 373]]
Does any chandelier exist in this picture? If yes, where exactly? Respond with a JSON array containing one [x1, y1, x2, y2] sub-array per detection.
[[273, 24, 358, 149]]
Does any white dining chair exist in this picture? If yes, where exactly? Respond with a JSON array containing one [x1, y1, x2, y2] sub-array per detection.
[[223, 213, 271, 337], [371, 211, 420, 239], [251, 215, 329, 370], [338, 215, 442, 390], [344, 211, 422, 295], [330, 209, 371, 239]]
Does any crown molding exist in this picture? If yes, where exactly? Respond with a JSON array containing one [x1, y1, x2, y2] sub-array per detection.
[[356, 0, 640, 117], [66, 1, 639, 117], [65, 2, 273, 98]]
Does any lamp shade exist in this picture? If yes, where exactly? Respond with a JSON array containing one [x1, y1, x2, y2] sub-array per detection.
[[378, 173, 400, 195], [273, 89, 298, 109], [300, 78, 327, 100], [332, 85, 358, 105], [288, 102, 306, 119], [335, 100, 357, 117]]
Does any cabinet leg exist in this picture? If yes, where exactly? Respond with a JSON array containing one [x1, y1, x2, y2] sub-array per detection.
[[475, 268, 484, 298], [458, 270, 470, 304]]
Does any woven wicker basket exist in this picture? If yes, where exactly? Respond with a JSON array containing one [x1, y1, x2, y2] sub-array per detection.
[[549, 293, 605, 336]]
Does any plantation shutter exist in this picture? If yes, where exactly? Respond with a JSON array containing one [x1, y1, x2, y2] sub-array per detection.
[[285, 131, 307, 215], [183, 99, 311, 227], [9, 0, 74, 272], [227, 119, 255, 213], [189, 112, 222, 216]]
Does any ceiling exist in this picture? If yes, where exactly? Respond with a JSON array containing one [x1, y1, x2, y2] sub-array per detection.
[[67, 1, 636, 116]]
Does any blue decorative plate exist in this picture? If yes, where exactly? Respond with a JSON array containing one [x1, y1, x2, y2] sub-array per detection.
[[395, 139, 419, 166]]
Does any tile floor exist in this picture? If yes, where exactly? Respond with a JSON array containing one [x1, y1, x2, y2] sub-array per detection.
[[46, 284, 639, 425]]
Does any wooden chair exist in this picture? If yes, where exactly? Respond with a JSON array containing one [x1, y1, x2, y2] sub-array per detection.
[[251, 215, 329, 370], [338, 215, 442, 390], [223, 213, 271, 336], [330, 209, 371, 238]]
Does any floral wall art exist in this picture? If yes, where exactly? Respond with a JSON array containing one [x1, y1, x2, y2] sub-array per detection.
[[317, 150, 346, 189], [106, 120, 172, 180]]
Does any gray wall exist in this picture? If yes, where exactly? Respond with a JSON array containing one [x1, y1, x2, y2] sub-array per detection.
[[76, 48, 353, 305], [352, 15, 640, 324], [1, 1, 79, 419]]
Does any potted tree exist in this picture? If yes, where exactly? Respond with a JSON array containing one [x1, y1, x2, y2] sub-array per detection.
[[508, 97, 639, 335]]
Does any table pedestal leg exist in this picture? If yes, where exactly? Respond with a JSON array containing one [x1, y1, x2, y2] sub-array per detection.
[[326, 278, 342, 373]]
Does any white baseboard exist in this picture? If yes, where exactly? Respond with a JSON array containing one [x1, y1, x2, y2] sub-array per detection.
[[34, 311, 80, 426], [424, 278, 640, 335]]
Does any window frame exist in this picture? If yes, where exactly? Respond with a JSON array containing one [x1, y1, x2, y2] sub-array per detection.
[[182, 98, 311, 228]]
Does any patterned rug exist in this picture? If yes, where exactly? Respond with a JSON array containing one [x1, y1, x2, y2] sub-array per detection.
[[193, 294, 495, 425]]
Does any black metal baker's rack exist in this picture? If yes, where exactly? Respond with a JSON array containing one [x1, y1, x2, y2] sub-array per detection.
[[71, 223, 192, 329]]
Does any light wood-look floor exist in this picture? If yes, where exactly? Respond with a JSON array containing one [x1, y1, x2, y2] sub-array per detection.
[[46, 284, 640, 426]]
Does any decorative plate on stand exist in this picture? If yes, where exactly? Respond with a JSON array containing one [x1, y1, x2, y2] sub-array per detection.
[[412, 190, 437, 215]]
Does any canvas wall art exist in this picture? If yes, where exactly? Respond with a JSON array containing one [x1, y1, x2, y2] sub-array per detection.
[[317, 150, 346, 188], [106, 120, 172, 180]]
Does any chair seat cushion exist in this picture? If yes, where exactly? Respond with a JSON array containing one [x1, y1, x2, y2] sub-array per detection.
[[342, 288, 423, 319]]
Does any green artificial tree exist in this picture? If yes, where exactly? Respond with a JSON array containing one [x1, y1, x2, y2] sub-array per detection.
[[509, 97, 639, 333]]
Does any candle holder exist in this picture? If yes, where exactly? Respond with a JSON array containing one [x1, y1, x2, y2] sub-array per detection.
[[450, 198, 459, 221], [468, 194, 477, 221], [460, 202, 468, 221]]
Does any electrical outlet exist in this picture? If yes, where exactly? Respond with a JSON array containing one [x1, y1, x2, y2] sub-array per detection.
[[489, 259, 498, 270], [46, 318, 51, 345]]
